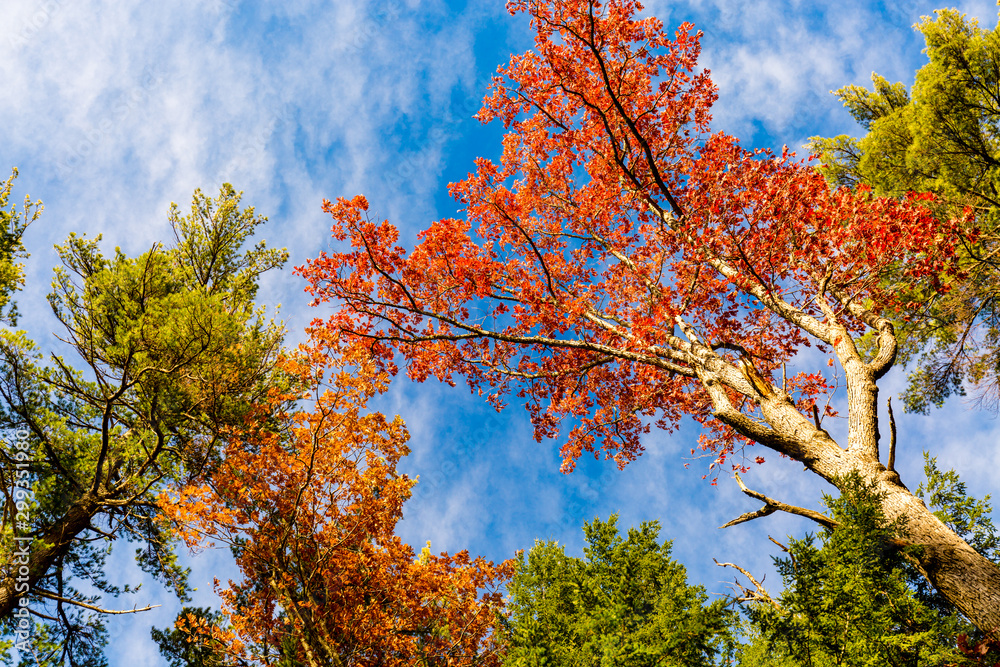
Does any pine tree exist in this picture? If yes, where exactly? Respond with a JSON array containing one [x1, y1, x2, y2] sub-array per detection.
[[503, 516, 735, 666]]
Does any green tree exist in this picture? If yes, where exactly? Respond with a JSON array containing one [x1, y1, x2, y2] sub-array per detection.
[[502, 516, 735, 667], [0, 184, 287, 665], [733, 472, 995, 666], [914, 455, 1000, 664], [0, 168, 40, 327], [917, 454, 999, 566], [809, 9, 1000, 413], [0, 167, 38, 665]]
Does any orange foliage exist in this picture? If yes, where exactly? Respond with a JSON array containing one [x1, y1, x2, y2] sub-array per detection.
[[297, 0, 962, 475], [160, 354, 513, 666]]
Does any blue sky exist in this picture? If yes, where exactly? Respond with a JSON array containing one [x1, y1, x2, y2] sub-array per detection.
[[3, 0, 1000, 663]]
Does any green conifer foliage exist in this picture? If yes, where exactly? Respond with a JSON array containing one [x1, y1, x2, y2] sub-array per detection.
[[737, 474, 990, 666], [0, 184, 287, 665], [502, 516, 735, 667], [809, 10, 1000, 413]]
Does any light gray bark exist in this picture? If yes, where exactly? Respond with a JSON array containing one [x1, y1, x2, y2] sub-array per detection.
[[692, 310, 1000, 637]]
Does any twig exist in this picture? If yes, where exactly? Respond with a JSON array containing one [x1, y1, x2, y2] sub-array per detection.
[[769, 535, 797, 571], [714, 559, 782, 612], [768, 535, 788, 551]]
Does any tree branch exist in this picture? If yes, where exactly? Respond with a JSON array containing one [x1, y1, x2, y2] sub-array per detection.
[[719, 473, 838, 530], [647, 206, 835, 344], [713, 559, 782, 612], [33, 588, 160, 615], [886, 397, 897, 472]]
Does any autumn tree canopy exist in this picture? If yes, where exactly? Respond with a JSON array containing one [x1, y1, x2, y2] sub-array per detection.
[[160, 352, 514, 667], [299, 0, 1000, 638]]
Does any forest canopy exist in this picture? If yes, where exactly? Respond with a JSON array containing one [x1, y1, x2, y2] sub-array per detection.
[[1, 0, 999, 664]]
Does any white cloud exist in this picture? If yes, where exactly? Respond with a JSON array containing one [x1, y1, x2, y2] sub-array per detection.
[[1, 0, 501, 662], [641, 0, 1000, 148], [4, 0, 1000, 662]]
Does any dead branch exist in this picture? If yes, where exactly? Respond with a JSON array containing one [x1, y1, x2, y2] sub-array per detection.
[[720, 473, 838, 530], [714, 558, 782, 612], [33, 588, 160, 615], [887, 397, 897, 472], [768, 535, 797, 571]]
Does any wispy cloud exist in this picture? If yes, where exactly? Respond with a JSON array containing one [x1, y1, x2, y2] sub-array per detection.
[[642, 0, 999, 148], [4, 1, 999, 662]]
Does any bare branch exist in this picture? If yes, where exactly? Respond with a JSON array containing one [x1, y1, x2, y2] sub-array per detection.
[[867, 320, 899, 380], [720, 473, 838, 530], [768, 534, 798, 573], [768, 535, 788, 551], [33, 588, 160, 615], [887, 397, 897, 472], [714, 559, 782, 612], [673, 314, 703, 346]]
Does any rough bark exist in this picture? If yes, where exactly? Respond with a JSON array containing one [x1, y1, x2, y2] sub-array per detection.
[[659, 202, 1000, 634], [698, 316, 1000, 637], [0, 493, 101, 618]]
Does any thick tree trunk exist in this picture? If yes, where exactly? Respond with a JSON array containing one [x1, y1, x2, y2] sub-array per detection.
[[878, 477, 1000, 634], [762, 423, 999, 635], [810, 443, 1000, 635], [0, 493, 100, 618], [697, 328, 1000, 638]]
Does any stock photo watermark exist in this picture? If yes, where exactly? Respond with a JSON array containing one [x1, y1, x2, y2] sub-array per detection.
[[10, 427, 33, 652], [6, 0, 63, 52]]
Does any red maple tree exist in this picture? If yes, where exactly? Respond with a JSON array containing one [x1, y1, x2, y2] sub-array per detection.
[[298, 0, 999, 637]]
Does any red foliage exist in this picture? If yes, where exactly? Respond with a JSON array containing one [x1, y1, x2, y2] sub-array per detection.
[[958, 632, 1000, 666], [298, 0, 961, 474]]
